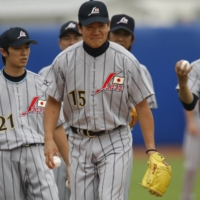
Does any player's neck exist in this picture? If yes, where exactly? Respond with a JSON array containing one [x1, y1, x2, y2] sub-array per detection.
[[3, 65, 26, 77], [3, 68, 27, 82], [83, 40, 109, 57]]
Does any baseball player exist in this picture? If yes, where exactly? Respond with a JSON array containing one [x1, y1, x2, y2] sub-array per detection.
[[0, 27, 67, 200], [108, 14, 158, 200], [175, 59, 200, 200], [39, 21, 82, 76], [39, 21, 82, 200], [43, 1, 167, 200]]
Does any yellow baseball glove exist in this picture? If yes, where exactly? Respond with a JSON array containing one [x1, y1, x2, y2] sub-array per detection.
[[140, 152, 172, 197], [129, 107, 138, 128]]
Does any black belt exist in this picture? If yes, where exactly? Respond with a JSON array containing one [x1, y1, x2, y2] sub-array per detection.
[[70, 126, 121, 138], [22, 143, 44, 147]]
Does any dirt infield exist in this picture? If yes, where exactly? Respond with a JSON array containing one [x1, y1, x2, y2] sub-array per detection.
[[133, 145, 183, 159]]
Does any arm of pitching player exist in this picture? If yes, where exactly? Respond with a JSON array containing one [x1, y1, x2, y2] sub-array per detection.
[[184, 109, 198, 135], [44, 95, 61, 169], [135, 99, 156, 156], [175, 60, 193, 104], [54, 125, 70, 184]]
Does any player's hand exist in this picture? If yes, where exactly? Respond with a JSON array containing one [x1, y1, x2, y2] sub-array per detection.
[[66, 166, 70, 188], [175, 60, 192, 86], [187, 121, 198, 136], [44, 139, 60, 169]]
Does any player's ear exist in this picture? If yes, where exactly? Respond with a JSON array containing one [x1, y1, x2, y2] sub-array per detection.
[[58, 39, 62, 50], [78, 23, 83, 35], [0, 48, 8, 57]]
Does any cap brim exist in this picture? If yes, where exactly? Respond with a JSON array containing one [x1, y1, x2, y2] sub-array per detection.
[[10, 39, 37, 47], [110, 26, 133, 34], [59, 29, 81, 38], [81, 17, 109, 26]]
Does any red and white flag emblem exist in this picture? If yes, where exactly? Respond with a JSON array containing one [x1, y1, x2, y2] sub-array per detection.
[[37, 100, 46, 107], [113, 76, 124, 84]]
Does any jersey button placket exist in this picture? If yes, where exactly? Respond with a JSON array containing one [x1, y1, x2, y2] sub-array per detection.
[[90, 59, 98, 130]]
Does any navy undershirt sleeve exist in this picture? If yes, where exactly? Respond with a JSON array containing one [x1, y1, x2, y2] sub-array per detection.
[[179, 93, 199, 111]]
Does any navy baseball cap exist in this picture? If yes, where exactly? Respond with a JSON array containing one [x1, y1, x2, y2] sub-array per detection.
[[0, 27, 37, 48], [110, 14, 135, 34], [59, 21, 81, 38], [78, 0, 109, 26]]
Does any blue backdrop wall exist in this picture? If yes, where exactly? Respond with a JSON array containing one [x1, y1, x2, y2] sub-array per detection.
[[0, 23, 200, 145]]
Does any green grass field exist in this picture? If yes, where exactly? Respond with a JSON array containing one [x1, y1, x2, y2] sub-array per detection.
[[128, 157, 200, 200]]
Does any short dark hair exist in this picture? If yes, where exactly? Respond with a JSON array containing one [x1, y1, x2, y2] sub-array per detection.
[[1, 46, 9, 65]]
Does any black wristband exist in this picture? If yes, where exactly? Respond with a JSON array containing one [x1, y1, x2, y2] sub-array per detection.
[[146, 149, 157, 154]]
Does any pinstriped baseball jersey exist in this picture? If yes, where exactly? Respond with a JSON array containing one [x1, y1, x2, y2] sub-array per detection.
[[186, 59, 200, 98], [140, 64, 158, 109], [38, 65, 51, 77], [0, 69, 65, 150], [44, 41, 154, 131], [38, 65, 71, 134]]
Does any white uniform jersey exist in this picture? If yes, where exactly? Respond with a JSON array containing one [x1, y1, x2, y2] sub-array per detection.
[[38, 65, 51, 77], [0, 70, 65, 150], [39, 65, 71, 134], [43, 41, 154, 131], [176, 59, 200, 99], [140, 64, 158, 109], [187, 59, 200, 98]]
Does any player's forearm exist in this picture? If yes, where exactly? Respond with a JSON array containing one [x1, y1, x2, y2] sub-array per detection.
[[136, 99, 155, 150], [54, 125, 70, 166], [44, 95, 61, 142], [179, 84, 193, 104]]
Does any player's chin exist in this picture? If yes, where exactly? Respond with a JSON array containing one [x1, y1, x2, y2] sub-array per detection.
[[19, 62, 28, 68], [90, 40, 104, 48]]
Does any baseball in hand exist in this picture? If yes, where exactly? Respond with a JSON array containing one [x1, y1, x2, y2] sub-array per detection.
[[53, 156, 61, 168], [180, 60, 190, 70], [66, 180, 70, 189]]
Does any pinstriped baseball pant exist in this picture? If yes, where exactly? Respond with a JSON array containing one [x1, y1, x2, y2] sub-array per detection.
[[0, 145, 59, 200], [53, 157, 71, 200], [68, 125, 132, 200]]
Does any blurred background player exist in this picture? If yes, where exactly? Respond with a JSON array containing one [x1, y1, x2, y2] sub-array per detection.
[[181, 104, 200, 200], [39, 21, 82, 200], [175, 59, 200, 200], [108, 14, 158, 200], [39, 20, 82, 75]]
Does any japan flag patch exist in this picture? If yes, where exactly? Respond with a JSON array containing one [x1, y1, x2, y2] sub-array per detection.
[[113, 76, 124, 84], [37, 100, 47, 107]]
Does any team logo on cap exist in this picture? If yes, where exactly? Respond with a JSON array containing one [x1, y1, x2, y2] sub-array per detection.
[[65, 23, 76, 30], [17, 31, 26, 39], [92, 72, 124, 95], [117, 17, 128, 24], [88, 7, 99, 16]]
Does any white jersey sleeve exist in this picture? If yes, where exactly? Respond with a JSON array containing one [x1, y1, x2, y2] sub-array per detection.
[[38, 65, 51, 77], [39, 65, 70, 135], [140, 64, 158, 109], [43, 41, 154, 131]]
